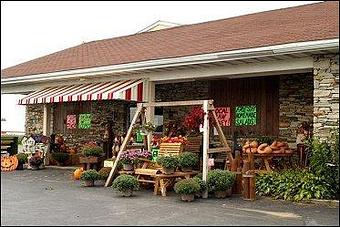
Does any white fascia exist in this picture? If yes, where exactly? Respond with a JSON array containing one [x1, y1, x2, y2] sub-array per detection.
[[1, 38, 338, 85]]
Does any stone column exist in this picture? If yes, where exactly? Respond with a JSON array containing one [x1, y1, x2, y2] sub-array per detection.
[[313, 54, 339, 140]]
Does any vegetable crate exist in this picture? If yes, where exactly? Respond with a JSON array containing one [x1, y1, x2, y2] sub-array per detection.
[[159, 143, 183, 157]]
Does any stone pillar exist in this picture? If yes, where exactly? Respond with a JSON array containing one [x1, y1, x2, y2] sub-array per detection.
[[313, 54, 339, 140]]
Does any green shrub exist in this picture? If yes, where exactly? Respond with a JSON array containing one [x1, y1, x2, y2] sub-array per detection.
[[178, 152, 199, 168], [98, 167, 112, 180], [112, 175, 139, 192], [308, 130, 339, 198], [193, 173, 207, 192], [156, 155, 179, 169], [174, 178, 200, 195], [51, 152, 69, 164], [16, 153, 28, 164], [82, 146, 103, 157], [256, 169, 334, 201], [207, 169, 235, 192], [80, 169, 99, 181]]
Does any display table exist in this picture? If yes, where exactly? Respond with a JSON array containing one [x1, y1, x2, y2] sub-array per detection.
[[243, 152, 295, 172], [153, 171, 199, 196]]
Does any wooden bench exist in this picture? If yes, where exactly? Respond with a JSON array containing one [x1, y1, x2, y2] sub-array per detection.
[[1, 136, 18, 156]]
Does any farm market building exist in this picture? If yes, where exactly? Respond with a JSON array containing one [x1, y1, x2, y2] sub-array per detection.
[[1, 1, 339, 150]]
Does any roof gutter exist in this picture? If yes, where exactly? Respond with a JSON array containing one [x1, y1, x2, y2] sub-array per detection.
[[1, 38, 338, 85]]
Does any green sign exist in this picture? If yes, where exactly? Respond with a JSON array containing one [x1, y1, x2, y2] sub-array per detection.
[[79, 113, 92, 129], [136, 130, 144, 143], [151, 148, 160, 161], [235, 105, 257, 126]]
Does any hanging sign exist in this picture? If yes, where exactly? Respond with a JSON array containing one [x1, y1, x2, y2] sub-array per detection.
[[151, 148, 160, 161], [66, 115, 77, 129], [79, 113, 92, 129], [235, 105, 257, 126], [215, 107, 231, 127]]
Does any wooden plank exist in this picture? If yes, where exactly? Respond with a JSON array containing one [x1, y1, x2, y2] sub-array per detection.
[[142, 100, 213, 107], [105, 105, 143, 187]]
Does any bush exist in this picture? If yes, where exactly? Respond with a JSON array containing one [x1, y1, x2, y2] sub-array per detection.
[[51, 152, 69, 164], [156, 155, 179, 169], [98, 167, 112, 180], [80, 169, 99, 181], [256, 169, 334, 201], [82, 146, 103, 157], [112, 175, 139, 192], [193, 173, 207, 193], [16, 153, 28, 164], [178, 152, 199, 168], [174, 178, 201, 195], [308, 130, 339, 199], [207, 169, 235, 192]]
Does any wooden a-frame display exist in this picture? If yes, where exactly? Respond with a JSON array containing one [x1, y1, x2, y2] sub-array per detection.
[[105, 99, 233, 198]]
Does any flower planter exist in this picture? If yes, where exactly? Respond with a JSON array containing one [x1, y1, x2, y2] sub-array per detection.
[[180, 194, 195, 202], [122, 163, 134, 171], [214, 188, 232, 198], [95, 180, 106, 186], [162, 167, 175, 175], [121, 189, 133, 197], [16, 163, 24, 170], [79, 156, 100, 164], [83, 180, 94, 187], [181, 167, 192, 172]]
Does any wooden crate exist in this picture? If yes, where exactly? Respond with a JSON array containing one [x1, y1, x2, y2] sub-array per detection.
[[159, 143, 183, 156]]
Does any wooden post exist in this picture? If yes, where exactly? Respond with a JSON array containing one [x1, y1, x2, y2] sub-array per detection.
[[105, 105, 143, 187], [202, 100, 209, 199], [43, 104, 51, 136], [145, 80, 155, 152]]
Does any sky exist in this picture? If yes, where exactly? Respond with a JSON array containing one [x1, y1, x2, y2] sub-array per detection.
[[1, 1, 321, 132]]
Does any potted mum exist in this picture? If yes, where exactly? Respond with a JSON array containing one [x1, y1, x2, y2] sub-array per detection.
[[16, 153, 28, 170], [120, 150, 139, 171], [192, 173, 207, 198], [112, 174, 139, 197], [156, 155, 179, 174], [178, 152, 199, 172], [79, 144, 104, 170], [96, 167, 112, 186], [174, 178, 201, 202], [207, 169, 235, 198], [80, 169, 99, 187], [51, 152, 70, 166]]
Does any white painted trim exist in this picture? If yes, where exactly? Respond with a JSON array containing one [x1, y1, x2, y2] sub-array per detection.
[[1, 38, 338, 85], [137, 20, 181, 33]]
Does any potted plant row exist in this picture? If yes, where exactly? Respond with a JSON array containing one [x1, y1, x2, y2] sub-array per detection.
[[207, 169, 235, 198], [174, 178, 201, 202], [111, 174, 139, 197]]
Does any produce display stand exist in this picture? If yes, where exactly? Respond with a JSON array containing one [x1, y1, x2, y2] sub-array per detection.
[[105, 99, 232, 199]]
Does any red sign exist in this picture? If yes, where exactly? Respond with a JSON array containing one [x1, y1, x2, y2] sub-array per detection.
[[215, 107, 231, 127]]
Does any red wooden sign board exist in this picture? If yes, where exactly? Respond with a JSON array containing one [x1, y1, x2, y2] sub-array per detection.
[[215, 107, 231, 127]]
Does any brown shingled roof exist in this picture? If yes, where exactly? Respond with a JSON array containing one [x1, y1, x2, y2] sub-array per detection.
[[1, 1, 339, 78]]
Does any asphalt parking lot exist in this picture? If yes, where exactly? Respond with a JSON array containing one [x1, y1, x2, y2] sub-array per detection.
[[1, 168, 339, 226]]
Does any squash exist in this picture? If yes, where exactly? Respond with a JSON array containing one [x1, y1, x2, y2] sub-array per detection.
[[263, 146, 273, 154], [270, 141, 280, 150], [250, 141, 258, 148], [73, 167, 84, 180]]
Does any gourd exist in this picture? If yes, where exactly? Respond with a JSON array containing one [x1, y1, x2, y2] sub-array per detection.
[[258, 143, 269, 154], [73, 167, 84, 180]]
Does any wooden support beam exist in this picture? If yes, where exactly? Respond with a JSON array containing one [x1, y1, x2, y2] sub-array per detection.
[[105, 105, 144, 187], [43, 104, 51, 136], [145, 80, 155, 152], [202, 100, 209, 199], [142, 100, 214, 107]]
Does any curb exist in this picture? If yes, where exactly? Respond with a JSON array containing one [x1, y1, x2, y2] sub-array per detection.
[[45, 165, 79, 170], [259, 196, 339, 207]]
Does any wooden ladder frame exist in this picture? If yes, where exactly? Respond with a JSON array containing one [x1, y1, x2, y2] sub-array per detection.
[[105, 99, 233, 198]]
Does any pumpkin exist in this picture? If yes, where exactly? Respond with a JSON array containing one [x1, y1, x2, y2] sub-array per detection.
[[1, 156, 18, 171], [73, 167, 84, 180]]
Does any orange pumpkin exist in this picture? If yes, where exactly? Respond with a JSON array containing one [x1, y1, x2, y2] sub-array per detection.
[[73, 167, 84, 180], [1, 156, 18, 171]]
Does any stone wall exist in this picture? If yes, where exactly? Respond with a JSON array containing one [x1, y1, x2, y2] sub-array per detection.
[[278, 73, 314, 145], [25, 104, 44, 135], [313, 54, 339, 140], [155, 80, 210, 132]]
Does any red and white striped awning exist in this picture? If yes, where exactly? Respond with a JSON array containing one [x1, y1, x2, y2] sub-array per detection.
[[18, 79, 144, 105]]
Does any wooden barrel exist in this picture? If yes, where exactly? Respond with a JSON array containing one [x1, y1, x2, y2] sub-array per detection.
[[242, 173, 256, 201]]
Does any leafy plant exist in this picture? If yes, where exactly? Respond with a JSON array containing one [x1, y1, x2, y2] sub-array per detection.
[[256, 169, 334, 201], [120, 149, 140, 164], [51, 152, 69, 164], [178, 152, 199, 168], [98, 167, 112, 180], [80, 169, 99, 181], [174, 178, 200, 195], [111, 175, 139, 192], [192, 173, 207, 193], [16, 153, 28, 164], [207, 169, 235, 192], [82, 146, 103, 157], [156, 155, 179, 169]]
